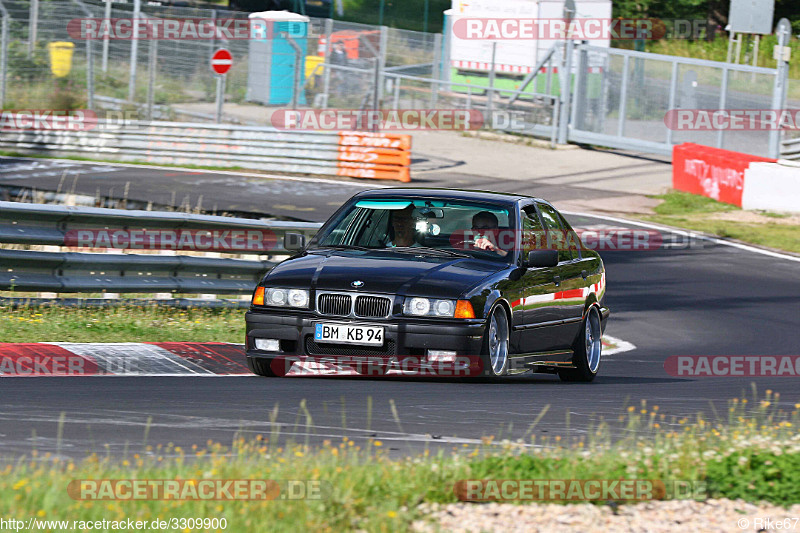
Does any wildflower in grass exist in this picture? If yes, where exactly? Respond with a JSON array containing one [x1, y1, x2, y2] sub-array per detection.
[[373, 440, 383, 447]]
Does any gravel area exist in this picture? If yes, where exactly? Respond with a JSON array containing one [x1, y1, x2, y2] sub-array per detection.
[[413, 499, 800, 532]]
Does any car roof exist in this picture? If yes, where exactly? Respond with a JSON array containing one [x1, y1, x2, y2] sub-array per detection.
[[353, 188, 545, 205]]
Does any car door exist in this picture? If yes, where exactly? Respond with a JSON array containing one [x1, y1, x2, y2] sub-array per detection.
[[536, 202, 587, 349], [516, 204, 563, 353]]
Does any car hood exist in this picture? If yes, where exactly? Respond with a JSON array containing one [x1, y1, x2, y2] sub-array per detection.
[[263, 250, 506, 298]]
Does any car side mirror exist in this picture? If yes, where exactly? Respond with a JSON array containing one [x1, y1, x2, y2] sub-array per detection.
[[284, 232, 306, 252], [527, 249, 558, 268]]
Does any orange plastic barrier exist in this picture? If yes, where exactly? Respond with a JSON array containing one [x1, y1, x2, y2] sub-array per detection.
[[336, 132, 412, 182], [672, 143, 775, 206]]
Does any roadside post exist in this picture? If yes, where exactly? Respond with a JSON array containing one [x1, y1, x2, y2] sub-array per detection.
[[212, 48, 233, 124]]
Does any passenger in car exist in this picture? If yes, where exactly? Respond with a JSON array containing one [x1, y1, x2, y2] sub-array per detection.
[[471, 211, 508, 257], [387, 205, 421, 247]]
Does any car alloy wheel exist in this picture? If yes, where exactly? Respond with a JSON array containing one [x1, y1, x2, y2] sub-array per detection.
[[558, 306, 602, 382], [585, 307, 602, 373], [483, 307, 509, 377]]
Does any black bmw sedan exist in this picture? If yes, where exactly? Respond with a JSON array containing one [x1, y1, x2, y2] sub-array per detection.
[[245, 189, 608, 381]]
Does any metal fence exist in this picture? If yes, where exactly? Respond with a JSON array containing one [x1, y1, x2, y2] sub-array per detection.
[[568, 44, 790, 158], [0, 200, 322, 294], [0, 0, 796, 160], [0, 0, 440, 119]]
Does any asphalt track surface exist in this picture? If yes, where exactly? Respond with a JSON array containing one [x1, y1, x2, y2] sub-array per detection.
[[2, 201, 799, 458], [0, 154, 637, 222]]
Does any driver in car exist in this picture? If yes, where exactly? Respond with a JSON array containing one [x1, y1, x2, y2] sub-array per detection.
[[471, 211, 508, 257], [387, 205, 421, 247]]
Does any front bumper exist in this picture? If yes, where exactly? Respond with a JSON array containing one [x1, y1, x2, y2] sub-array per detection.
[[245, 309, 486, 368]]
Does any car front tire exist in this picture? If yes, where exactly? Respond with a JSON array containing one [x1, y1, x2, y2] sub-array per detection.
[[558, 306, 602, 382], [480, 306, 510, 377]]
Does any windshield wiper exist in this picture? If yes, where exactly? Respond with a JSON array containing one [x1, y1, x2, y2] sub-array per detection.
[[391, 246, 470, 258]]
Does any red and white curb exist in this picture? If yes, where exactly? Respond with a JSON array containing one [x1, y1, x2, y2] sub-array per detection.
[[602, 335, 636, 356], [0, 342, 250, 377], [0, 337, 636, 377]]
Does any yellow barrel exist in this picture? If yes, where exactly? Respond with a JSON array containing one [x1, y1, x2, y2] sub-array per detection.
[[305, 55, 325, 87], [48, 42, 75, 78]]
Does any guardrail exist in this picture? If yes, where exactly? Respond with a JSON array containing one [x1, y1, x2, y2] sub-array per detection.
[[0, 120, 412, 182], [780, 136, 800, 160], [0, 201, 324, 295]]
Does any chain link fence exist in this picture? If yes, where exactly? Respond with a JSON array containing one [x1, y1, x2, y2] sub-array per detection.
[[0, 1, 794, 159], [0, 0, 444, 124]]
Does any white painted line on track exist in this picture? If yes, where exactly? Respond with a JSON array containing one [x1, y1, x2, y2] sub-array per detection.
[[563, 210, 800, 264]]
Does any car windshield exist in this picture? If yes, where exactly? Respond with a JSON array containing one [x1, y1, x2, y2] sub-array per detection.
[[309, 197, 515, 262]]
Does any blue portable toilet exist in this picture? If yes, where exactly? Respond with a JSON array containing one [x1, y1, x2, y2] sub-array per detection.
[[247, 11, 310, 106]]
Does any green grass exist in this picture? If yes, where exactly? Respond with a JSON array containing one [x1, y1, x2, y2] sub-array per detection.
[[0, 305, 245, 343], [1, 393, 799, 530], [646, 191, 800, 254], [652, 190, 741, 216]]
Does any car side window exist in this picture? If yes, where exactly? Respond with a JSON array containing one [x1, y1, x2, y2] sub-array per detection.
[[557, 212, 582, 260], [521, 205, 545, 260], [536, 203, 574, 262]]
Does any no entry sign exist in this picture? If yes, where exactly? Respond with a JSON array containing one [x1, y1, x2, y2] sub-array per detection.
[[211, 48, 233, 75]]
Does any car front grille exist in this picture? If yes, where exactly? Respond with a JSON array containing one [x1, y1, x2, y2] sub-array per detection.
[[305, 336, 397, 357], [354, 295, 392, 318], [318, 293, 352, 316], [317, 292, 392, 318]]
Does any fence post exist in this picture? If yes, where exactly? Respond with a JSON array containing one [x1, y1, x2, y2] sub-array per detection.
[[557, 37, 574, 145], [768, 18, 791, 159], [320, 18, 332, 109], [102, 0, 111, 72], [0, 6, 7, 110], [283, 33, 303, 110], [128, 0, 141, 102], [487, 41, 496, 127], [616, 54, 630, 138], [716, 66, 729, 149], [570, 42, 587, 131], [430, 32, 441, 109], [86, 38, 94, 109], [376, 26, 387, 109], [72, 0, 95, 109], [665, 60, 678, 147], [147, 38, 157, 120], [29, 0, 39, 58], [441, 15, 451, 92]]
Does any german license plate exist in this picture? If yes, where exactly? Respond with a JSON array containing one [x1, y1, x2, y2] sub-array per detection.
[[314, 323, 384, 346]]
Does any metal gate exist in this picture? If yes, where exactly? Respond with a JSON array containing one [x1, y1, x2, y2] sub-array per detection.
[[567, 44, 787, 159]]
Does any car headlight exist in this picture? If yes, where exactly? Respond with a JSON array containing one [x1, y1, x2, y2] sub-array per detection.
[[260, 287, 310, 308], [403, 297, 457, 317]]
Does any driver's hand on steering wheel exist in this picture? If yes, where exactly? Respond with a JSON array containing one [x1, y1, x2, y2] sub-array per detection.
[[474, 233, 508, 257]]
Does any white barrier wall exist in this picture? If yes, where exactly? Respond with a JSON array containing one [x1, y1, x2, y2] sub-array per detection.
[[741, 160, 800, 213]]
